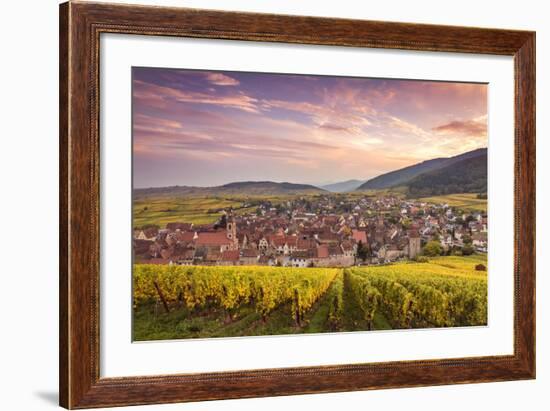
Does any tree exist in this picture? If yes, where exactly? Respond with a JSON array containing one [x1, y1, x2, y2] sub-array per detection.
[[423, 240, 442, 257], [462, 244, 475, 256], [451, 246, 463, 256], [214, 214, 227, 230], [356, 240, 369, 261]]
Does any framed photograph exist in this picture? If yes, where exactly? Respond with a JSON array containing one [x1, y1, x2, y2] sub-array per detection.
[[59, 2, 535, 408]]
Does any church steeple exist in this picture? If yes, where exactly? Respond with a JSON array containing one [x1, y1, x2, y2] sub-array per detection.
[[226, 213, 237, 245]]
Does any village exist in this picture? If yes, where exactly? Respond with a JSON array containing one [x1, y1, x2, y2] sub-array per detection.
[[133, 195, 488, 267]]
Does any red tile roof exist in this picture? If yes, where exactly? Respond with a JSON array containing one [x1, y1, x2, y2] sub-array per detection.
[[195, 232, 231, 246], [285, 236, 298, 247], [173, 231, 195, 243], [317, 232, 340, 242], [141, 227, 158, 239], [271, 236, 287, 247], [133, 239, 153, 254], [220, 250, 240, 261], [297, 238, 314, 250], [352, 229, 367, 243]]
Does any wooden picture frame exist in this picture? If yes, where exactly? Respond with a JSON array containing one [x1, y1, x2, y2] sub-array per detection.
[[59, 1, 535, 408]]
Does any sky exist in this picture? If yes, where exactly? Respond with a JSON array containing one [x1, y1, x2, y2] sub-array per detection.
[[132, 67, 487, 188]]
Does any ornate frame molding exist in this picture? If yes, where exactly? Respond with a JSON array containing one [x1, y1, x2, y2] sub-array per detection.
[[59, 2, 535, 408]]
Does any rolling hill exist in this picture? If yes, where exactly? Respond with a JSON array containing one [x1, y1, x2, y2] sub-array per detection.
[[134, 148, 486, 199], [134, 181, 327, 198], [356, 148, 487, 195]]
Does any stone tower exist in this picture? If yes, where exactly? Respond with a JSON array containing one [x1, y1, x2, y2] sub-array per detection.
[[226, 215, 237, 247], [408, 229, 421, 259]]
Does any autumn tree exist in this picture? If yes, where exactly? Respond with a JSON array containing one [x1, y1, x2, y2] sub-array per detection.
[[423, 240, 442, 257]]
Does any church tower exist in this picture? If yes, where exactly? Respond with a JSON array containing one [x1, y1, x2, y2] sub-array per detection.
[[226, 215, 238, 248]]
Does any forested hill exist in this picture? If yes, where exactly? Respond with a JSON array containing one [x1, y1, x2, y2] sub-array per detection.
[[404, 153, 487, 197], [356, 148, 487, 195], [357, 157, 450, 190]]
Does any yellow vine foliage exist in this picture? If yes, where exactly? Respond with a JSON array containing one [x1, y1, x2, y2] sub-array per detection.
[[134, 256, 487, 329], [134, 264, 338, 320], [346, 259, 487, 328]]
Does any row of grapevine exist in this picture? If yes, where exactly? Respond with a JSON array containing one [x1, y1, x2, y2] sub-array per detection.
[[134, 264, 339, 324], [345, 265, 487, 328], [326, 272, 344, 330], [344, 271, 382, 330]]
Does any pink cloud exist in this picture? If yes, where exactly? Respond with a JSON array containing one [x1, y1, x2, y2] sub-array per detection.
[[318, 123, 356, 133], [262, 97, 372, 130], [432, 118, 487, 137], [133, 113, 183, 132], [132, 69, 488, 186], [205, 72, 240, 86], [133, 80, 259, 113]]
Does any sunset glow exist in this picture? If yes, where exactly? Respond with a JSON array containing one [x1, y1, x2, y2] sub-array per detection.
[[132, 67, 487, 188]]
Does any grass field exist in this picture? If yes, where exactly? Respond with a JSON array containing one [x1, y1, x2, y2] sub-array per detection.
[[133, 197, 235, 227], [133, 194, 297, 228], [417, 193, 487, 212], [133, 255, 487, 341]]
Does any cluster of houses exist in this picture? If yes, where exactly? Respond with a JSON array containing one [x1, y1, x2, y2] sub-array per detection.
[[133, 195, 488, 267]]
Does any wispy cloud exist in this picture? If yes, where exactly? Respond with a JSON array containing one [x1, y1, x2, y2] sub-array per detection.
[[132, 68, 487, 187], [318, 123, 360, 134], [432, 118, 487, 138], [134, 80, 260, 113]]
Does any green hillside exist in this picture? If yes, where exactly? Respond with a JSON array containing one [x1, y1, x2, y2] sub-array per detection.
[[357, 148, 487, 191], [404, 154, 487, 197]]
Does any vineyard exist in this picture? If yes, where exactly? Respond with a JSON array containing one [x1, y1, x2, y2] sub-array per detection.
[[133, 255, 487, 341]]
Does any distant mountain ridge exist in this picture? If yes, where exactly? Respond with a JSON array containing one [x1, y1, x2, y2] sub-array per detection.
[[357, 148, 487, 193], [321, 179, 365, 193], [135, 149, 487, 199], [134, 181, 327, 198]]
